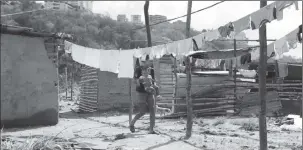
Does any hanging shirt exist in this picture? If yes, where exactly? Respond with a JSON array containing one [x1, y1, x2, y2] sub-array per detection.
[[83, 48, 101, 69], [285, 28, 299, 49], [118, 50, 135, 78], [203, 29, 221, 41], [278, 62, 288, 78], [64, 40, 72, 54], [275, 1, 299, 21], [150, 44, 167, 59], [192, 34, 203, 49], [233, 15, 251, 35], [177, 38, 192, 58], [166, 42, 178, 57], [67, 41, 87, 65], [99, 50, 120, 74], [274, 37, 289, 59], [250, 3, 276, 30]]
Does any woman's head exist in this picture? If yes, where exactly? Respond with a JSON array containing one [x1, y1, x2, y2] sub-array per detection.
[[141, 66, 149, 77]]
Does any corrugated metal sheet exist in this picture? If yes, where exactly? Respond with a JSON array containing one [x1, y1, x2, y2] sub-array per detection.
[[79, 65, 98, 112]]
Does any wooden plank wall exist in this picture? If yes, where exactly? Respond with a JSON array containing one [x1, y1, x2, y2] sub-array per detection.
[[79, 65, 99, 112], [156, 55, 175, 109]]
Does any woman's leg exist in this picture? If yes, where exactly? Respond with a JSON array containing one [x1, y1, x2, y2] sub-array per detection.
[[147, 94, 156, 134], [129, 92, 148, 132]]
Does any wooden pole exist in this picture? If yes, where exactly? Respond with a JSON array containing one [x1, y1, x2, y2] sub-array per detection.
[[144, 0, 152, 47], [258, 1, 268, 150], [129, 79, 133, 125], [233, 39, 237, 113], [71, 63, 73, 101], [65, 66, 68, 100], [301, 24, 303, 146], [185, 0, 193, 139], [173, 57, 178, 113]]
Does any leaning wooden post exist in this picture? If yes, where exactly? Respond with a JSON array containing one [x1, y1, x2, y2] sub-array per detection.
[[258, 1, 268, 150], [129, 79, 133, 125], [185, 56, 193, 139], [173, 57, 178, 113], [233, 39, 237, 112], [65, 66, 68, 100], [300, 24, 303, 145], [185, 0, 193, 139]]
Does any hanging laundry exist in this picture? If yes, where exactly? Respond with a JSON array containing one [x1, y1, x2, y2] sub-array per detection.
[[298, 25, 302, 43], [192, 34, 203, 49], [203, 29, 221, 41], [176, 38, 193, 59], [65, 41, 86, 64], [250, 48, 259, 61], [83, 48, 101, 69], [267, 42, 275, 58], [166, 42, 178, 57], [118, 50, 135, 78], [150, 44, 167, 59], [274, 37, 289, 59], [233, 15, 251, 35], [99, 50, 120, 74], [275, 1, 299, 21], [278, 62, 288, 78], [195, 59, 221, 69], [285, 28, 299, 49], [250, 2, 276, 30], [64, 40, 72, 54], [218, 22, 234, 38], [240, 53, 251, 65]]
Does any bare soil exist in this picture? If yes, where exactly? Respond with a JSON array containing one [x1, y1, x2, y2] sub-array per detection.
[[1, 100, 302, 150]]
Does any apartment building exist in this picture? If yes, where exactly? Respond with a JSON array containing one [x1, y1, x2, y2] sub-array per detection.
[[117, 14, 128, 22], [131, 15, 142, 25], [149, 15, 167, 24], [44, 1, 93, 12]]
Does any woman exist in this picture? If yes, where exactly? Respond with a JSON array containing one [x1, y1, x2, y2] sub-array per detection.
[[129, 58, 160, 134]]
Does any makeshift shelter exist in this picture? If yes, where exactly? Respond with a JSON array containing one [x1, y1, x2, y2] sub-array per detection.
[[0, 24, 67, 128]]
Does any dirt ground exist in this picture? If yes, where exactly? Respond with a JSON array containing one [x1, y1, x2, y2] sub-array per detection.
[[1, 99, 303, 150]]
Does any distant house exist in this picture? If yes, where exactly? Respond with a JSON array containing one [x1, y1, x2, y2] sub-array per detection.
[[0, 24, 69, 128]]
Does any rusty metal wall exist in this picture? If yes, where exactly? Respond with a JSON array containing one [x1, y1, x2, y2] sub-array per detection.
[[79, 65, 99, 112]]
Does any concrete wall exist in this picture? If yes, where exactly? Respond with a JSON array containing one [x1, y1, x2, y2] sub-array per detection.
[[1, 34, 58, 128], [97, 71, 138, 111]]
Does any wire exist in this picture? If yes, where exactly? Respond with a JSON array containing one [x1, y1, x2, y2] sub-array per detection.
[[132, 1, 225, 31], [1, 7, 51, 17]]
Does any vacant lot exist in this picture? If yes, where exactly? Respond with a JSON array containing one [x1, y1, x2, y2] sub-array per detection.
[[1, 100, 302, 150]]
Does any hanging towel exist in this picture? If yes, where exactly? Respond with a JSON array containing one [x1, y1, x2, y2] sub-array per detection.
[[67, 41, 86, 64], [118, 50, 135, 78], [286, 28, 299, 49], [233, 15, 251, 35], [267, 42, 275, 58], [99, 50, 120, 74], [250, 3, 276, 30], [275, 1, 299, 21], [274, 37, 289, 59], [64, 40, 72, 54], [278, 62, 288, 78], [140, 47, 152, 61], [177, 38, 193, 57], [218, 22, 234, 38], [250, 48, 259, 61], [192, 34, 203, 49], [83, 48, 101, 69], [195, 59, 221, 69], [203, 29, 220, 41], [166, 42, 178, 57], [150, 44, 167, 59]]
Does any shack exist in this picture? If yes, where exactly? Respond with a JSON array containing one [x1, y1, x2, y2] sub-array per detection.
[[1, 24, 64, 127]]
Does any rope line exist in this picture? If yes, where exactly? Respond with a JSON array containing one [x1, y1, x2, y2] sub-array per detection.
[[132, 1, 225, 30]]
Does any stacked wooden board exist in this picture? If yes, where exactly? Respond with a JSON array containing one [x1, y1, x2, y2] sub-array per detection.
[[79, 65, 99, 112], [155, 55, 176, 110], [238, 91, 282, 117]]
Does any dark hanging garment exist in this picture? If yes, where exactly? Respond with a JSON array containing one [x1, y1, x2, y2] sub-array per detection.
[[298, 25, 302, 42]]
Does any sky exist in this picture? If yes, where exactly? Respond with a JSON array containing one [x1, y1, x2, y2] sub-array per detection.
[[92, 1, 302, 58]]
